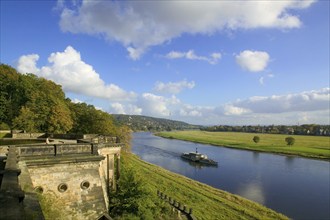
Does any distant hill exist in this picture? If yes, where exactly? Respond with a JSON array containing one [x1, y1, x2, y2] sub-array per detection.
[[112, 114, 202, 131]]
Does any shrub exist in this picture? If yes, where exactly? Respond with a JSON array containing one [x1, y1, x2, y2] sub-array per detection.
[[285, 137, 295, 146], [253, 136, 260, 144], [0, 122, 10, 130]]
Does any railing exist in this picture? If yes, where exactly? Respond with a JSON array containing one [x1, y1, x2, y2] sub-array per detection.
[[16, 143, 124, 157], [157, 190, 197, 220]]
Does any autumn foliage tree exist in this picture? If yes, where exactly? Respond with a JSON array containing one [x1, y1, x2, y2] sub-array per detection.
[[0, 64, 120, 135]]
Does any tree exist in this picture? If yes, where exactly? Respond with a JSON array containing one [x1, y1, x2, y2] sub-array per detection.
[[68, 102, 117, 135], [12, 106, 37, 132], [253, 136, 260, 144], [109, 162, 154, 219], [285, 137, 295, 146], [47, 101, 73, 134], [115, 125, 132, 152]]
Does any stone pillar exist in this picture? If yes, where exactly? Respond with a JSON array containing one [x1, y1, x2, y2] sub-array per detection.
[[116, 153, 120, 180]]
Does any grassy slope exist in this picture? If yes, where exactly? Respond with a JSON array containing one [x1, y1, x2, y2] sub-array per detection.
[[125, 153, 288, 220], [157, 131, 330, 160]]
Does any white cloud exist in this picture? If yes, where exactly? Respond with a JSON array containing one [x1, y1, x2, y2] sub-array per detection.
[[165, 50, 221, 64], [236, 50, 270, 72], [179, 105, 204, 117], [166, 51, 185, 59], [17, 54, 40, 74], [223, 104, 251, 116], [154, 80, 195, 94], [138, 93, 172, 117], [71, 98, 83, 104], [105, 88, 329, 125], [17, 46, 136, 101], [231, 88, 330, 113], [127, 47, 144, 60], [110, 103, 142, 115], [58, 0, 314, 59]]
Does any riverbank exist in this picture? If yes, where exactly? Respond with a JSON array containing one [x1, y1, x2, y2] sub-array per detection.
[[125, 152, 288, 220], [156, 131, 330, 160]]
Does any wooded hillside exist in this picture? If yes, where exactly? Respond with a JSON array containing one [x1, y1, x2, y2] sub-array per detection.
[[113, 114, 201, 131]]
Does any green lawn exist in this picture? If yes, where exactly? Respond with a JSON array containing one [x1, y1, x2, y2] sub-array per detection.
[[125, 153, 288, 220], [157, 131, 330, 160]]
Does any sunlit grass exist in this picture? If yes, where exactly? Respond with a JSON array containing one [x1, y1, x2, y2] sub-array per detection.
[[157, 131, 330, 160], [125, 152, 288, 220]]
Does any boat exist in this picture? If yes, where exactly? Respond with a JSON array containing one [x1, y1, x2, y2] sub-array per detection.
[[181, 148, 218, 166]]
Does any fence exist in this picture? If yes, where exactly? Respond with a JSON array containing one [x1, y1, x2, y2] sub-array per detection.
[[157, 190, 196, 220]]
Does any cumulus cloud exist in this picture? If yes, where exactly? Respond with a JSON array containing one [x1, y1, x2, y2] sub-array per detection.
[[58, 0, 315, 59], [223, 104, 251, 116], [106, 88, 329, 125], [165, 50, 221, 64], [110, 103, 142, 115], [179, 104, 208, 117], [17, 46, 136, 101], [154, 80, 195, 94], [231, 88, 330, 114], [236, 50, 270, 72], [17, 54, 40, 74], [138, 93, 174, 117]]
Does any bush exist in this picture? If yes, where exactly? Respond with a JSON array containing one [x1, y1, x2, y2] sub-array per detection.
[[253, 136, 260, 144], [285, 137, 295, 146], [109, 155, 171, 219], [0, 122, 10, 130]]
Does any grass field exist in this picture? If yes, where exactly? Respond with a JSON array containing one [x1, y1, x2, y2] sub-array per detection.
[[157, 131, 330, 160], [125, 152, 288, 220]]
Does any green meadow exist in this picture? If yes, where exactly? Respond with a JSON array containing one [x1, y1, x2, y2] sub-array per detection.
[[157, 131, 330, 160], [125, 153, 288, 220]]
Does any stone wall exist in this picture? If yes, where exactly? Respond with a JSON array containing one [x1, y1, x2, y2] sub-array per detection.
[[25, 159, 106, 219], [14, 141, 122, 219], [12, 133, 46, 139], [50, 134, 85, 140]]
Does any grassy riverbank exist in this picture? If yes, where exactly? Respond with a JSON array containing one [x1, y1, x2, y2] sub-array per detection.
[[157, 131, 330, 160], [125, 153, 288, 220]]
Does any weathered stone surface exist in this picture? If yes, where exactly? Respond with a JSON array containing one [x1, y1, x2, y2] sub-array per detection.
[[0, 137, 121, 219], [15, 141, 121, 219]]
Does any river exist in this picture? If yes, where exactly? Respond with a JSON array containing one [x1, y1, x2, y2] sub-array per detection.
[[131, 132, 330, 220]]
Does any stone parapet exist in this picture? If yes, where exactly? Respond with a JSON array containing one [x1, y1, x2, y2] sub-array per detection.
[[0, 146, 26, 219], [12, 133, 46, 139], [16, 142, 122, 158]]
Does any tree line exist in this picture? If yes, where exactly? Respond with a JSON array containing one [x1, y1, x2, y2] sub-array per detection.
[[113, 114, 201, 132], [0, 64, 130, 142], [201, 124, 330, 136]]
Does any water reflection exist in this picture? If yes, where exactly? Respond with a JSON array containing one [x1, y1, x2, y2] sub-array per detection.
[[237, 181, 265, 205], [180, 158, 218, 169], [285, 156, 295, 165], [253, 152, 260, 163]]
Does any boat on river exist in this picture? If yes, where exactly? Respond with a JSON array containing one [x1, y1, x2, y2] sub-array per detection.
[[181, 148, 218, 166]]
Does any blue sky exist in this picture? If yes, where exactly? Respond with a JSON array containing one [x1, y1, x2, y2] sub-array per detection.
[[1, 0, 329, 125]]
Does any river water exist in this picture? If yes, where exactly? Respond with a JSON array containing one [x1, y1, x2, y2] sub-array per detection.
[[131, 132, 330, 220]]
